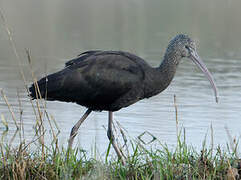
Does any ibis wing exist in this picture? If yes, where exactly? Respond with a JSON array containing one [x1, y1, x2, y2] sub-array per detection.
[[64, 52, 145, 104], [30, 51, 147, 110]]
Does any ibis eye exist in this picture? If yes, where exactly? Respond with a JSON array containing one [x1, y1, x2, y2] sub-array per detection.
[[185, 45, 189, 50]]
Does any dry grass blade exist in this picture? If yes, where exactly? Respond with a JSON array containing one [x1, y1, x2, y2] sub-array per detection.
[[0, 89, 19, 129], [225, 125, 239, 158], [9, 129, 19, 149], [1, 113, 8, 130], [116, 120, 128, 149], [174, 94, 178, 141], [44, 110, 57, 141], [25, 49, 48, 159], [1, 127, 8, 144], [17, 89, 24, 142], [0, 142, 7, 169], [50, 114, 60, 132], [112, 119, 126, 160], [26, 49, 58, 159], [210, 122, 214, 154], [25, 49, 43, 128]]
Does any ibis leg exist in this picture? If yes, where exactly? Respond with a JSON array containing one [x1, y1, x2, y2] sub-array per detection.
[[107, 111, 126, 165], [67, 109, 92, 150]]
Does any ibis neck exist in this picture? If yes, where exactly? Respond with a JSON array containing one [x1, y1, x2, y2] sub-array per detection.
[[159, 52, 181, 87], [158, 50, 180, 85], [144, 50, 181, 98]]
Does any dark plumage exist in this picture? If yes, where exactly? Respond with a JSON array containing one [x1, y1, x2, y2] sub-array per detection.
[[29, 34, 218, 163]]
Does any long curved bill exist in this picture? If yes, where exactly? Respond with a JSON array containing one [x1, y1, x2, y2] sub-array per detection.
[[189, 49, 218, 103]]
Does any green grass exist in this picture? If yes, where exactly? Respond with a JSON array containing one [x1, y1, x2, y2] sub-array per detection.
[[0, 127, 240, 179]]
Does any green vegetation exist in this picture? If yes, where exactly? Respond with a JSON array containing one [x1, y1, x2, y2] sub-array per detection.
[[0, 126, 240, 179]]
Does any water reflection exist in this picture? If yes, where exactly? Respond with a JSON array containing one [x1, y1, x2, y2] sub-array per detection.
[[0, 0, 241, 154]]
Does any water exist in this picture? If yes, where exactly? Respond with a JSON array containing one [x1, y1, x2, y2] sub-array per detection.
[[0, 0, 241, 154]]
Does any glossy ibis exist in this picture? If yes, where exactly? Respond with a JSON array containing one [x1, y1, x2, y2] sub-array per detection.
[[29, 34, 218, 164]]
